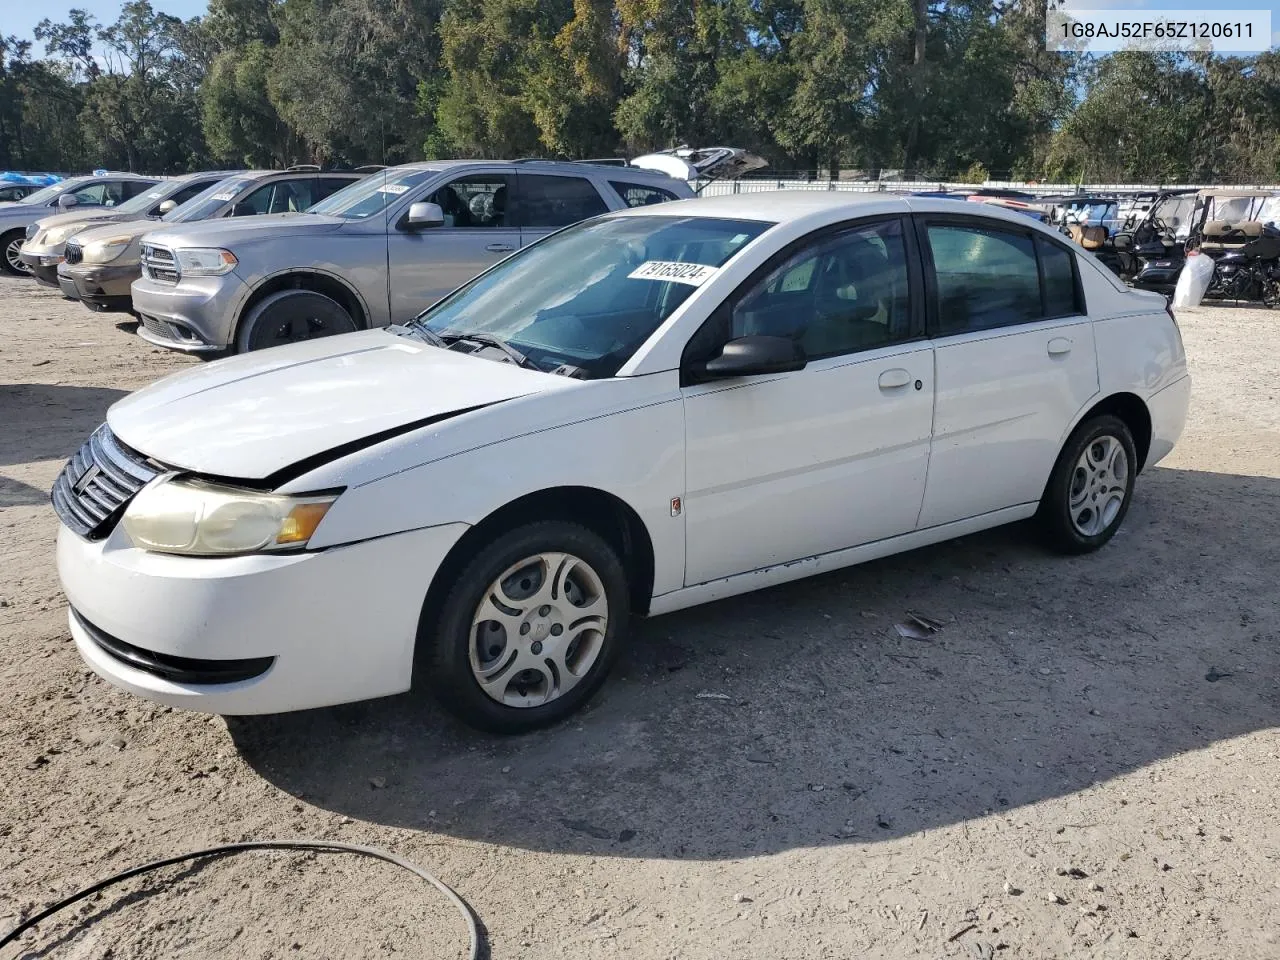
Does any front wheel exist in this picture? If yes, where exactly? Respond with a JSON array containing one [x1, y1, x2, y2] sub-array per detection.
[[423, 521, 631, 733], [1038, 414, 1138, 554], [235, 289, 357, 353], [1, 230, 30, 276]]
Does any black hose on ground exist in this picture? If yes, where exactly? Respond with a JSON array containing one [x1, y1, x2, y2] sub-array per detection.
[[0, 840, 480, 959]]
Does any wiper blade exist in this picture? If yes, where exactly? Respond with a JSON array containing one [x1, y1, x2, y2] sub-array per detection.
[[388, 323, 447, 347], [442, 332, 539, 370]]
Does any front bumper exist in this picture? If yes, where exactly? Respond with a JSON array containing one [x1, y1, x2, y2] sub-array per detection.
[[58, 260, 140, 312], [1145, 374, 1191, 469], [130, 272, 250, 352], [19, 249, 63, 288], [58, 520, 469, 714]]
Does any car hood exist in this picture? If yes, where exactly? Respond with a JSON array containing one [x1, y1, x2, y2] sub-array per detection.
[[35, 208, 128, 232], [71, 218, 160, 246], [0, 204, 41, 221], [107, 330, 573, 480], [139, 213, 347, 250]]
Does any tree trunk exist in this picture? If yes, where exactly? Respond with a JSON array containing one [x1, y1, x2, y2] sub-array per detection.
[[903, 0, 928, 172]]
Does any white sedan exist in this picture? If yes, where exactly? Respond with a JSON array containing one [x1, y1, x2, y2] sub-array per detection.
[[53, 192, 1190, 733]]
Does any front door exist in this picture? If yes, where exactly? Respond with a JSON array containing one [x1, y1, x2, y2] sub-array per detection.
[[916, 217, 1099, 527], [387, 173, 519, 322], [681, 217, 935, 585]]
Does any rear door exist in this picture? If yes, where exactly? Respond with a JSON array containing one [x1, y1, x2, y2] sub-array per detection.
[[515, 172, 611, 247], [386, 172, 519, 320], [915, 215, 1099, 527]]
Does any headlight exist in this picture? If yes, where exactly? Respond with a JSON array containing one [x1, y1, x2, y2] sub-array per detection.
[[175, 247, 237, 276], [25, 223, 40, 240], [122, 479, 337, 556], [41, 224, 80, 247], [81, 235, 135, 264]]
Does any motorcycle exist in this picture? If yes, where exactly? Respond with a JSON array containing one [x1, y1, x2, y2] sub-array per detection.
[[1202, 224, 1280, 306]]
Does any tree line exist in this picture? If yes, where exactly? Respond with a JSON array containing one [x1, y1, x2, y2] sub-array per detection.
[[2, 0, 1280, 184]]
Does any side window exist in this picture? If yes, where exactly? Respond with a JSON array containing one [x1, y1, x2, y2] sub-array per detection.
[[609, 181, 680, 208], [519, 174, 608, 228], [269, 179, 314, 213], [730, 219, 913, 360], [120, 181, 151, 200], [233, 182, 276, 215], [926, 224, 1041, 334], [1037, 236, 1081, 317], [70, 184, 108, 206], [426, 175, 512, 228]]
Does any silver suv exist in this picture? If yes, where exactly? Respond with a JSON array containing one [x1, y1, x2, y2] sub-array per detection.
[[129, 160, 694, 354], [1, 172, 160, 276], [58, 167, 369, 314]]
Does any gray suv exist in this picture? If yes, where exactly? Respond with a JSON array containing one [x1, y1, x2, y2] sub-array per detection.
[[129, 160, 693, 354], [1, 173, 160, 276], [58, 167, 369, 314]]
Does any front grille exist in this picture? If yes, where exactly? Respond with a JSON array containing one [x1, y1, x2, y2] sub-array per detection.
[[141, 243, 179, 283], [72, 609, 275, 684], [63, 240, 83, 265], [51, 425, 160, 540]]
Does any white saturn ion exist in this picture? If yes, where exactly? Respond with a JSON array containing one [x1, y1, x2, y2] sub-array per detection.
[[54, 192, 1190, 733]]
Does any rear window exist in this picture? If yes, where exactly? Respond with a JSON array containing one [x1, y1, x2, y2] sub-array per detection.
[[610, 181, 681, 208], [519, 175, 609, 228]]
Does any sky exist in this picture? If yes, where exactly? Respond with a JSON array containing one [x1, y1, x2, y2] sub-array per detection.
[[9, 0, 210, 46], [8, 0, 1280, 50]]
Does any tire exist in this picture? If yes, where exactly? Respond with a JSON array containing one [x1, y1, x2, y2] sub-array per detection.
[[423, 521, 631, 734], [1038, 414, 1138, 554], [2, 230, 31, 277], [235, 288, 357, 353]]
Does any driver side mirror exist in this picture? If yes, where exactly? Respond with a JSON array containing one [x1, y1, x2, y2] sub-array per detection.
[[696, 336, 806, 382], [405, 201, 445, 230], [157, 199, 177, 215], [57, 194, 79, 209]]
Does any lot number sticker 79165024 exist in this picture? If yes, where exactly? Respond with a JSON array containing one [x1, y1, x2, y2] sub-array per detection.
[[627, 261, 718, 286]]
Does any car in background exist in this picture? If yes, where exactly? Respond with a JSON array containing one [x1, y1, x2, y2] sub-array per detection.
[[0, 184, 37, 203], [19, 171, 241, 289], [0, 173, 160, 276], [53, 193, 1189, 731], [58, 167, 372, 314], [128, 159, 694, 355]]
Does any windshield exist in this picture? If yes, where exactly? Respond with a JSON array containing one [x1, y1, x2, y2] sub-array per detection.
[[164, 176, 251, 222], [411, 215, 771, 378], [114, 183, 173, 216], [21, 177, 90, 205], [1155, 195, 1197, 238], [307, 168, 437, 219]]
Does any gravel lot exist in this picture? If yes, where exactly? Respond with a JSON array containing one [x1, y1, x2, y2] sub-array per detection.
[[1, 275, 1278, 959]]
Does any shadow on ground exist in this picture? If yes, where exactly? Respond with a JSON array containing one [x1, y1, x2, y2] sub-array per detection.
[[0, 384, 127, 466], [222, 465, 1275, 860]]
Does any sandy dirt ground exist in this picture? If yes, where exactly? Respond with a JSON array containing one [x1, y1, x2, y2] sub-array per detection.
[[1, 275, 1278, 960]]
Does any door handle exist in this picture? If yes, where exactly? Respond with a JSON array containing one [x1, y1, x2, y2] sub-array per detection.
[[1047, 337, 1073, 356], [485, 243, 515, 253], [878, 368, 912, 390]]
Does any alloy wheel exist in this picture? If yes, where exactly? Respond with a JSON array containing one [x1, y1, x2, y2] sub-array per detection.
[[4, 236, 30, 275]]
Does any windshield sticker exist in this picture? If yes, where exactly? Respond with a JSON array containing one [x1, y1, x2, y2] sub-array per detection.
[[378, 184, 410, 195], [211, 192, 237, 201], [628, 260, 718, 286]]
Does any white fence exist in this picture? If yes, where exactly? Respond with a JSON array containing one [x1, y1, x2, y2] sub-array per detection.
[[696, 178, 1280, 198]]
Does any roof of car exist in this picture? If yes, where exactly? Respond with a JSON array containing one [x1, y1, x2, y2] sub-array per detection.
[[610, 190, 1063, 232], [378, 158, 687, 181]]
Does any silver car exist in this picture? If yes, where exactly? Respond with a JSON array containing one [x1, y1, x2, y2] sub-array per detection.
[[19, 171, 240, 288], [129, 160, 694, 354], [0, 173, 161, 276]]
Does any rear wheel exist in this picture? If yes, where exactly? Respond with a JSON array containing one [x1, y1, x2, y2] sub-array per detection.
[[1039, 414, 1137, 554], [1, 230, 30, 276], [235, 289, 357, 353], [423, 521, 630, 733]]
